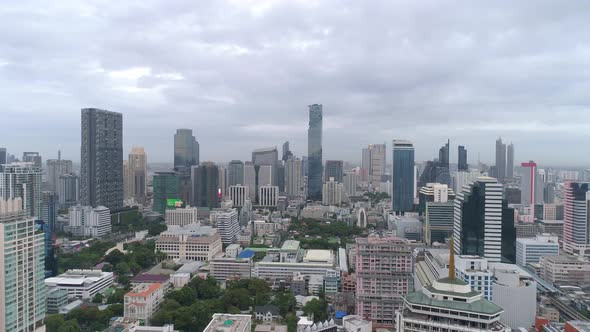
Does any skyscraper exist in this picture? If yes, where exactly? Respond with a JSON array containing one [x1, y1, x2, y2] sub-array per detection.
[[80, 108, 123, 211], [0, 162, 42, 217], [495, 137, 507, 183], [520, 161, 540, 213], [0, 148, 6, 169], [152, 172, 181, 214], [174, 129, 199, 174], [0, 198, 46, 332], [58, 174, 79, 208], [453, 177, 516, 263], [562, 181, 590, 256], [392, 140, 415, 213], [506, 143, 514, 179], [228, 160, 244, 187], [191, 162, 219, 209], [438, 139, 450, 166], [243, 162, 256, 202], [324, 160, 344, 183], [126, 147, 147, 204], [458, 145, 468, 171], [22, 152, 42, 168], [282, 141, 292, 161], [285, 158, 304, 198], [436, 140, 451, 186], [307, 104, 323, 201], [41, 191, 58, 232], [322, 177, 344, 206], [361, 147, 371, 181], [46, 150, 73, 193]]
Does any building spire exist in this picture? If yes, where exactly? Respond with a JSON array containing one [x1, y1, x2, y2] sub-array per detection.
[[449, 236, 455, 281]]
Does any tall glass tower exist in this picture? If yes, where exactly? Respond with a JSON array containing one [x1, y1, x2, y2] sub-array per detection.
[[392, 140, 415, 213], [174, 129, 199, 174], [307, 104, 323, 201]]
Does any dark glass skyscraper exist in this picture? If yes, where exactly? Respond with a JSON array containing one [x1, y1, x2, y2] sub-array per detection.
[[191, 162, 220, 209], [174, 129, 199, 174], [0, 147, 6, 166], [392, 140, 415, 213], [325, 160, 344, 182], [282, 141, 292, 161], [228, 160, 244, 186], [152, 172, 181, 213], [495, 137, 506, 182], [80, 108, 123, 211], [307, 104, 323, 201], [506, 143, 514, 179], [458, 145, 468, 171]]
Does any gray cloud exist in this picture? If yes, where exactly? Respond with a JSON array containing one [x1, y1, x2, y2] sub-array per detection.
[[1, 0, 590, 167]]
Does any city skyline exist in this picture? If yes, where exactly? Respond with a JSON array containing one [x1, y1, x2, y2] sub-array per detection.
[[2, 2, 590, 166]]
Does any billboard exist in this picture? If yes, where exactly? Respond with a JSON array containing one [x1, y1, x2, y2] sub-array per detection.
[[166, 199, 184, 208]]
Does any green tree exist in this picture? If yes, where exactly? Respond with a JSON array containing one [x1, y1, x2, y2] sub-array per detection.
[[223, 288, 251, 310], [107, 288, 127, 304], [108, 303, 124, 316], [46, 314, 65, 332], [92, 293, 104, 303], [57, 320, 79, 332], [286, 312, 298, 332], [168, 287, 198, 307], [302, 298, 328, 322], [104, 249, 125, 266], [273, 291, 296, 317]]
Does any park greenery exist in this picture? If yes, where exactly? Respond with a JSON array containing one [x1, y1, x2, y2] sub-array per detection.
[[56, 240, 115, 273], [46, 303, 123, 332], [289, 218, 364, 249]]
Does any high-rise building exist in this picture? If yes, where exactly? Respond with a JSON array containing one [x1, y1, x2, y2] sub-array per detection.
[[562, 181, 590, 256], [495, 137, 507, 183], [285, 158, 304, 198], [0, 199, 46, 332], [58, 174, 79, 208], [392, 140, 415, 213], [173, 129, 199, 174], [243, 162, 256, 202], [324, 160, 343, 183], [366, 144, 387, 187], [356, 236, 413, 329], [191, 162, 220, 209], [516, 234, 560, 267], [361, 147, 371, 182], [126, 147, 147, 204], [80, 108, 123, 211], [152, 172, 181, 214], [228, 185, 249, 207], [322, 177, 344, 206], [343, 171, 359, 196], [252, 147, 278, 167], [0, 162, 42, 217], [451, 170, 480, 194], [68, 205, 111, 238], [227, 160, 244, 187], [453, 177, 516, 263], [22, 152, 42, 168], [520, 161, 541, 214], [0, 148, 6, 166], [258, 185, 279, 207], [307, 104, 323, 201], [41, 191, 58, 232], [506, 143, 514, 179], [282, 141, 292, 161], [218, 166, 227, 198], [46, 151, 73, 193], [216, 209, 239, 244], [457, 145, 468, 171]]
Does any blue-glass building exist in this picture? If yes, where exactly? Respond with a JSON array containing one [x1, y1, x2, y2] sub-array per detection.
[[307, 104, 323, 201], [392, 140, 415, 213]]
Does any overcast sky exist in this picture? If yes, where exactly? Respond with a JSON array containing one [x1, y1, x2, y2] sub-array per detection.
[[1, 1, 590, 167]]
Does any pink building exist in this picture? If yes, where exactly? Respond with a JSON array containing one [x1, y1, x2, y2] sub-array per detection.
[[355, 236, 413, 329]]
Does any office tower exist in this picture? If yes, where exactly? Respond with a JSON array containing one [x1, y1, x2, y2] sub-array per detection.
[[58, 174, 79, 208], [322, 177, 344, 206], [22, 152, 42, 168], [80, 108, 123, 211], [392, 140, 415, 213], [520, 161, 540, 214], [453, 177, 516, 263], [258, 185, 279, 207], [68, 205, 111, 238], [126, 147, 147, 204], [307, 104, 323, 201], [343, 171, 359, 196], [0, 162, 42, 217], [0, 198, 46, 332], [0, 148, 6, 165], [544, 182, 556, 204], [252, 147, 278, 166], [451, 170, 480, 194], [562, 181, 590, 256], [324, 160, 343, 183], [191, 162, 220, 209], [368, 144, 386, 187], [218, 166, 227, 198], [152, 172, 181, 214], [506, 143, 514, 179], [282, 141, 292, 161], [516, 234, 560, 267], [397, 243, 510, 332], [229, 185, 249, 207], [276, 162, 285, 193], [123, 160, 129, 200], [439, 139, 450, 166], [457, 145, 468, 171], [495, 137, 506, 182], [174, 129, 199, 174], [356, 236, 413, 329], [216, 209, 239, 244], [361, 147, 371, 181], [41, 191, 58, 232], [435, 139, 451, 186], [243, 162, 256, 202], [46, 151, 73, 193], [227, 160, 244, 187], [425, 201, 454, 245], [285, 158, 304, 198]]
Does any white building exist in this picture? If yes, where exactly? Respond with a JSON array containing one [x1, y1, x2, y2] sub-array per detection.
[[285, 158, 304, 198], [516, 234, 560, 267], [229, 185, 249, 207], [204, 314, 252, 332], [343, 171, 359, 196], [210, 257, 253, 281], [244, 162, 257, 202], [156, 230, 222, 261], [45, 269, 114, 299], [451, 170, 481, 194], [170, 273, 191, 289], [342, 315, 372, 332], [164, 206, 198, 226], [454, 255, 494, 300], [225, 243, 241, 258], [68, 205, 111, 238], [492, 267, 537, 329], [124, 283, 166, 324], [216, 208, 240, 244], [259, 186, 279, 207], [322, 178, 344, 206], [0, 162, 42, 217]]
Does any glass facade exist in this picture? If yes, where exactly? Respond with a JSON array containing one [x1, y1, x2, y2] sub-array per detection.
[[307, 104, 323, 201], [174, 129, 199, 173], [228, 160, 244, 187], [191, 162, 220, 209], [152, 172, 181, 213], [392, 141, 415, 212]]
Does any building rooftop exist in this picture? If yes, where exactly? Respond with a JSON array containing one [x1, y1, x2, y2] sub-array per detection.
[[45, 270, 113, 286], [405, 291, 503, 315], [131, 274, 170, 284], [125, 283, 163, 298], [303, 249, 334, 264], [203, 314, 252, 332], [281, 240, 300, 251]]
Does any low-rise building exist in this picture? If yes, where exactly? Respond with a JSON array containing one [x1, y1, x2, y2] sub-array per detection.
[[225, 243, 242, 258], [255, 305, 280, 322], [540, 255, 590, 285], [170, 273, 191, 289], [156, 225, 222, 261], [516, 234, 560, 267], [342, 315, 372, 332], [45, 269, 114, 299], [124, 283, 166, 325], [165, 206, 198, 226], [210, 257, 253, 282], [46, 289, 69, 314], [204, 314, 252, 332]]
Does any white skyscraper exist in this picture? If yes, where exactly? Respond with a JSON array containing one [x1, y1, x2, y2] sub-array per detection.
[[0, 162, 42, 217], [322, 177, 344, 206], [285, 158, 304, 198], [216, 209, 239, 244], [46, 151, 73, 193], [343, 171, 359, 196], [229, 185, 249, 207]]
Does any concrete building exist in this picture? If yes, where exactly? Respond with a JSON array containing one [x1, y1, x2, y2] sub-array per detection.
[[68, 205, 111, 238], [164, 206, 198, 226], [0, 201, 46, 332], [355, 236, 413, 329], [259, 185, 279, 207], [243, 162, 257, 202], [216, 208, 240, 244], [58, 173, 79, 208], [307, 104, 323, 201], [22, 152, 42, 168], [452, 170, 481, 195], [285, 158, 304, 198], [392, 140, 415, 213], [156, 226, 222, 261], [228, 160, 244, 187], [322, 178, 344, 206], [516, 234, 560, 267], [342, 315, 372, 332], [210, 257, 253, 282], [0, 162, 42, 217], [204, 314, 252, 332], [46, 289, 69, 314], [229, 185, 249, 207], [343, 171, 359, 196], [126, 147, 148, 204], [46, 152, 73, 192], [367, 143, 387, 188], [562, 181, 590, 256], [45, 269, 114, 299], [124, 283, 166, 324], [425, 201, 454, 244], [80, 108, 123, 211], [539, 255, 590, 285], [492, 267, 537, 329]]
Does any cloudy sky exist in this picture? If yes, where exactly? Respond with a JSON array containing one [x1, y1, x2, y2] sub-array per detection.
[[2, 0, 590, 167]]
